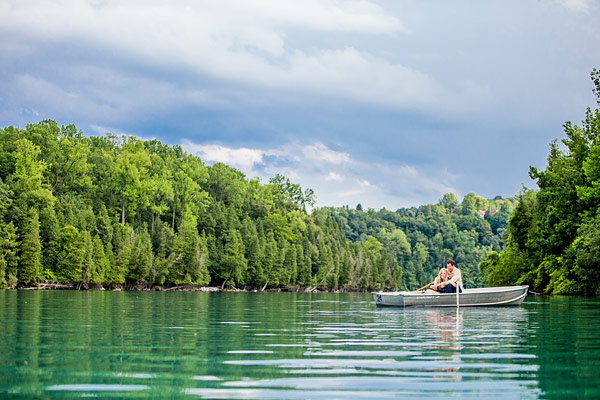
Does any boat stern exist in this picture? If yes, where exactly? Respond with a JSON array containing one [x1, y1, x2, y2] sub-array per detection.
[[373, 292, 404, 307]]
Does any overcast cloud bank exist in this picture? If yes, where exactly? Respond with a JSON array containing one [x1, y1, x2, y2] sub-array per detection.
[[1, 0, 598, 209]]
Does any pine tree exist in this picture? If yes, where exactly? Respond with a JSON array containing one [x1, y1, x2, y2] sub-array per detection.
[[150, 220, 175, 285], [169, 210, 210, 285], [281, 243, 297, 286], [241, 218, 263, 286], [0, 221, 18, 288], [38, 205, 59, 273], [262, 231, 277, 286], [90, 235, 108, 284], [110, 222, 132, 284], [221, 229, 247, 287], [128, 228, 153, 285], [18, 208, 42, 285], [295, 241, 309, 286], [54, 225, 85, 283], [81, 230, 93, 283], [195, 232, 210, 285]]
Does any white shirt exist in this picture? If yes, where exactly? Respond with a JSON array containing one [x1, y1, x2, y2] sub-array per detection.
[[447, 267, 463, 289]]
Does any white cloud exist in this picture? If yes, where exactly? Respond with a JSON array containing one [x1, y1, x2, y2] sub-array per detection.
[[0, 0, 440, 111], [179, 139, 460, 210], [555, 0, 591, 12], [302, 143, 351, 165], [181, 141, 265, 172], [355, 179, 376, 188], [325, 172, 344, 182], [281, 47, 441, 108]]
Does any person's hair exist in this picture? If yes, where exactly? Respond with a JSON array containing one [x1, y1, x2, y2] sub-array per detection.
[[438, 268, 448, 281], [446, 259, 455, 266]]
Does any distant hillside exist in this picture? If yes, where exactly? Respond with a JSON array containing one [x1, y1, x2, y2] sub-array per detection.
[[316, 194, 515, 290]]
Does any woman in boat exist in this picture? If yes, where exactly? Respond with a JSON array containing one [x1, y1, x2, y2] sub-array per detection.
[[425, 268, 448, 294]]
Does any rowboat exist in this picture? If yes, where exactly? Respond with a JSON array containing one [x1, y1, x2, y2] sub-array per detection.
[[372, 285, 529, 307]]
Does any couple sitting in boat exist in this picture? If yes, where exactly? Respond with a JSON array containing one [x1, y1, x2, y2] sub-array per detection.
[[425, 260, 463, 294]]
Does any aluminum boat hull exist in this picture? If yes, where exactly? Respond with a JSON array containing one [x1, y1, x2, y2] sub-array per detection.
[[373, 285, 529, 307]]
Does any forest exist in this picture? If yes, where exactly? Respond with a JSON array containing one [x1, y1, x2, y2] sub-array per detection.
[[480, 69, 600, 295], [0, 123, 394, 290], [0, 118, 512, 291], [316, 194, 515, 290]]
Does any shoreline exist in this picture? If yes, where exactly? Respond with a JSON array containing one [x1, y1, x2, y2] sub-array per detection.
[[14, 282, 376, 293]]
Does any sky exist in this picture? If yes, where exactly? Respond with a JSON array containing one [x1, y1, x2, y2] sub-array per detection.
[[1, 0, 599, 210]]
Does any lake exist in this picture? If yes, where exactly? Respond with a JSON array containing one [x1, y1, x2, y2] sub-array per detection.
[[1, 290, 599, 399]]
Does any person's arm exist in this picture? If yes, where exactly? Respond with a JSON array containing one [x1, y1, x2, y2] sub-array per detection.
[[447, 269, 461, 287]]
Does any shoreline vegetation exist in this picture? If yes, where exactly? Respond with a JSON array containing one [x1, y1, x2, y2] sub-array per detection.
[[14, 282, 548, 295], [17, 282, 369, 293]]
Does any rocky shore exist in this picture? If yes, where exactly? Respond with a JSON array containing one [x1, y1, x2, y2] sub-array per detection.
[[18, 282, 372, 293]]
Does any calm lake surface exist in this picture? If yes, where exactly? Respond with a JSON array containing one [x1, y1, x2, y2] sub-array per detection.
[[1, 291, 599, 399]]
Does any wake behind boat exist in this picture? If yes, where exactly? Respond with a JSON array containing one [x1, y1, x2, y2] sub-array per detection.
[[373, 285, 529, 307]]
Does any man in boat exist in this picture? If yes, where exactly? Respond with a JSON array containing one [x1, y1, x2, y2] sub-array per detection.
[[438, 259, 463, 293]]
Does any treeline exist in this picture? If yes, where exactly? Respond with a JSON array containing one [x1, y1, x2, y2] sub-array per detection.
[[480, 69, 600, 295], [317, 193, 515, 290], [0, 122, 401, 290]]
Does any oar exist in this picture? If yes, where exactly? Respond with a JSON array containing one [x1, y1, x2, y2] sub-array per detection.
[[416, 283, 433, 291], [456, 284, 460, 308]]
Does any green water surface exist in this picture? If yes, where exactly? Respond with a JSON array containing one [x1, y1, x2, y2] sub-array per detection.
[[0, 290, 599, 399]]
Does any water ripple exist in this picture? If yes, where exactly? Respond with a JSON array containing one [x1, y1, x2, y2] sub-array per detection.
[[5, 291, 587, 399]]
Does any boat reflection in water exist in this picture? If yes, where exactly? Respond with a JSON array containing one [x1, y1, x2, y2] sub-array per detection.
[[422, 308, 464, 375], [386, 304, 537, 389]]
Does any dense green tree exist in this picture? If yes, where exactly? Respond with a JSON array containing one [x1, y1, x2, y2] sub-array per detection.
[[279, 243, 297, 286], [169, 210, 210, 285], [46, 124, 92, 194], [38, 205, 59, 269], [244, 178, 273, 219], [317, 192, 512, 290], [150, 220, 175, 285], [461, 192, 478, 216], [112, 137, 152, 224], [261, 231, 278, 287], [481, 69, 600, 295], [89, 235, 108, 284], [110, 222, 133, 284], [9, 138, 55, 225], [221, 229, 247, 287], [263, 212, 296, 242], [54, 225, 85, 283], [18, 208, 42, 285], [269, 174, 316, 212], [208, 162, 245, 209], [439, 193, 459, 214], [87, 134, 119, 211], [127, 228, 153, 286], [171, 152, 209, 230], [0, 221, 18, 288], [296, 237, 311, 286], [240, 217, 263, 286], [146, 148, 174, 233], [0, 178, 18, 288]]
